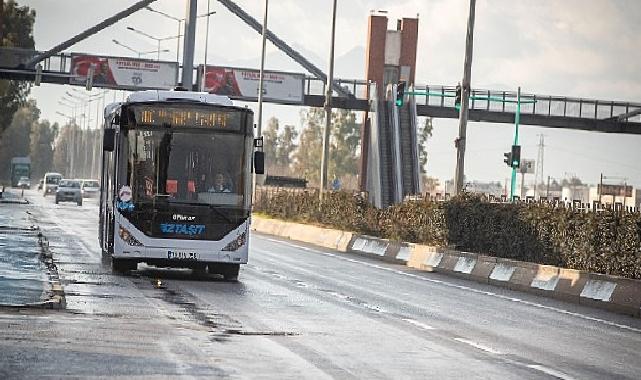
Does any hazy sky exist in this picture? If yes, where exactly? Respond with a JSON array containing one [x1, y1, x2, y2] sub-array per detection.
[[18, 0, 641, 187]]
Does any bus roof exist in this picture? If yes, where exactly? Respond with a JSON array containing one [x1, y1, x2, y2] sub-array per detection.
[[127, 90, 233, 106], [104, 90, 237, 122]]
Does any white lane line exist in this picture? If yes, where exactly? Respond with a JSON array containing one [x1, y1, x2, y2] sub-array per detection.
[[453, 338, 503, 355], [258, 237, 641, 335], [526, 364, 576, 380], [402, 318, 435, 331]]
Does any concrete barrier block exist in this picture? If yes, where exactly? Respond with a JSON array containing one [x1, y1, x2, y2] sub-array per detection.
[[555, 268, 589, 301], [407, 244, 440, 271], [395, 245, 411, 262], [530, 265, 560, 292], [609, 278, 641, 317], [508, 261, 540, 291], [349, 235, 388, 258], [437, 252, 461, 273], [489, 263, 516, 285], [453, 255, 477, 275], [469, 255, 497, 283]]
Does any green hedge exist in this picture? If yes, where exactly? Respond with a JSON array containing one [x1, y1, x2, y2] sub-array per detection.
[[254, 189, 641, 279]]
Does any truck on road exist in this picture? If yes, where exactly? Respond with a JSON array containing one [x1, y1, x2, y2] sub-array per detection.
[[10, 157, 31, 187]]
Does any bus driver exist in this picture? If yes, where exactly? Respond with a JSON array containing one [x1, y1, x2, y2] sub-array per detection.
[[208, 173, 231, 193]]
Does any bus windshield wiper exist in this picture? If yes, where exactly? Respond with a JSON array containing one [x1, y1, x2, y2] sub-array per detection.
[[169, 201, 235, 224]]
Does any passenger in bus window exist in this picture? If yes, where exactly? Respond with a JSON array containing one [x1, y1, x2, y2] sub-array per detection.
[[209, 173, 231, 193]]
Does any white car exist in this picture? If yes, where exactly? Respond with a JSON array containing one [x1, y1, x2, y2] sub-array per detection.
[[55, 179, 82, 206], [81, 179, 100, 198]]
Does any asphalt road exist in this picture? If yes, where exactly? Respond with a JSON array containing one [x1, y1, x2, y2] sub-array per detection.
[[1, 189, 640, 379]]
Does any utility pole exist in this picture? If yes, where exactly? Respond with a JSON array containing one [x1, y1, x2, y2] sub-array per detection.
[[509, 86, 521, 200], [546, 175, 551, 198], [454, 0, 476, 195], [253, 0, 268, 199], [319, 0, 338, 201], [181, 0, 198, 89], [534, 134, 544, 199]]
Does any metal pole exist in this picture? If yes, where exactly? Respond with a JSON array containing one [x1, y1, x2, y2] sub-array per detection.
[[157, 39, 161, 61], [454, 0, 476, 195], [510, 86, 521, 200], [253, 0, 268, 199], [176, 19, 182, 64], [256, 0, 268, 139], [547, 175, 550, 198], [202, 0, 211, 91], [181, 0, 198, 88], [320, 0, 338, 201], [599, 173, 603, 204]]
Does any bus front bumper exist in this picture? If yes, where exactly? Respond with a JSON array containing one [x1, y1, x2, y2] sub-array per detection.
[[113, 245, 248, 265]]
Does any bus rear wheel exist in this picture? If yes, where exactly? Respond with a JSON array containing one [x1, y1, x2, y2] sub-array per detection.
[[209, 263, 239, 281], [112, 258, 137, 273]]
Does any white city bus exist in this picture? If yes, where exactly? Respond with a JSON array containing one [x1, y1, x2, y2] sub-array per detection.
[[99, 90, 263, 280]]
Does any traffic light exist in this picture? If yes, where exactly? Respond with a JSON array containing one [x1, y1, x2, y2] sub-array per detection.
[[511, 145, 521, 168], [395, 81, 406, 107], [504, 145, 521, 168], [503, 151, 512, 167]]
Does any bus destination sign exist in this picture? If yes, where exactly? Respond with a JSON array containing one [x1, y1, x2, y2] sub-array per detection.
[[132, 105, 242, 130]]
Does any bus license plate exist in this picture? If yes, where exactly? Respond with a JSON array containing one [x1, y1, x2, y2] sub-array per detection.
[[167, 250, 199, 260]]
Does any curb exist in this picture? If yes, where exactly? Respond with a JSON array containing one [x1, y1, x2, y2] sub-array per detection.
[[251, 216, 641, 318]]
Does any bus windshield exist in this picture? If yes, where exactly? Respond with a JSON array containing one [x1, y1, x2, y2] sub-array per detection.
[[126, 129, 246, 208]]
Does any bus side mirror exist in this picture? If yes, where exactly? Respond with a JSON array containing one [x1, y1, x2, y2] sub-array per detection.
[[254, 151, 264, 175], [103, 129, 115, 152]]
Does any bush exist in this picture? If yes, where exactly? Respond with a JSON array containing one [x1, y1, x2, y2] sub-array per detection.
[[254, 190, 641, 279]]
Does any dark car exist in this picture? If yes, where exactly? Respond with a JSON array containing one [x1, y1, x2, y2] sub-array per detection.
[[55, 179, 82, 206]]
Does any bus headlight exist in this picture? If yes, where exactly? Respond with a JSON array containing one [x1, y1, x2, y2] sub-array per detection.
[[222, 231, 246, 252], [119, 226, 143, 246]]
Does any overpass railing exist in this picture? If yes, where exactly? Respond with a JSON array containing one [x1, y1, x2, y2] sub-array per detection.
[[414, 85, 641, 122]]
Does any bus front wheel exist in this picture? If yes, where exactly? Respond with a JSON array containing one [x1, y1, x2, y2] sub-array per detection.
[[112, 258, 137, 273]]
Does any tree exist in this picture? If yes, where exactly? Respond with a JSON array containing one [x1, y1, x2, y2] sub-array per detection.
[[417, 117, 433, 174], [29, 119, 58, 180], [263, 117, 280, 171], [293, 108, 361, 188], [0, 99, 39, 179], [329, 109, 360, 180], [293, 108, 324, 185], [0, 1, 36, 140], [276, 124, 297, 167]]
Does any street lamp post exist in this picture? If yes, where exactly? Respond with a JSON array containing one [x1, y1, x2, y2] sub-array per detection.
[[126, 26, 179, 61], [113, 39, 169, 58], [202, 2, 216, 91], [319, 0, 338, 202], [453, 0, 476, 196], [145, 6, 217, 66]]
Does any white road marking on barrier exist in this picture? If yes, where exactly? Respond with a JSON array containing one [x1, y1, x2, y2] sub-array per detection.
[[396, 246, 411, 262], [424, 251, 444, 267], [531, 273, 560, 291], [363, 239, 387, 256], [402, 318, 435, 330], [526, 364, 576, 380], [258, 237, 641, 334], [351, 238, 367, 251], [580, 280, 616, 302], [489, 264, 516, 282], [453, 338, 503, 355], [454, 257, 476, 274]]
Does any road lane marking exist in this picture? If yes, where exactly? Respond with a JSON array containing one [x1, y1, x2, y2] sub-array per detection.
[[453, 338, 503, 355], [526, 364, 576, 380], [258, 237, 641, 335], [402, 318, 435, 331]]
